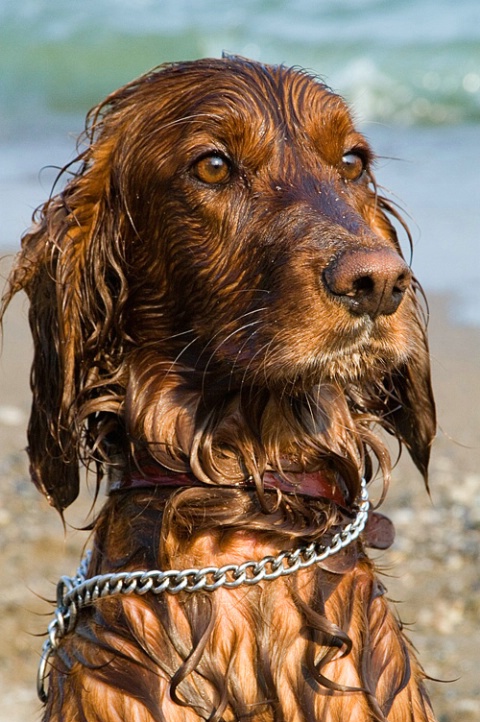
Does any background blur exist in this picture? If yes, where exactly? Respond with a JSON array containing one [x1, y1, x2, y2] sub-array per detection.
[[1, 1, 479, 719], [1, 0, 479, 322]]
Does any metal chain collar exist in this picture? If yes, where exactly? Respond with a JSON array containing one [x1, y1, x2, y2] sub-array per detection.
[[37, 478, 369, 703]]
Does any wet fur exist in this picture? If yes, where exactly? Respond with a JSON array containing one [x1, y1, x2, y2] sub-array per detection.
[[1, 57, 436, 720]]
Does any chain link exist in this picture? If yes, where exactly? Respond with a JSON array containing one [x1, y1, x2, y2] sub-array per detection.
[[37, 478, 369, 702]]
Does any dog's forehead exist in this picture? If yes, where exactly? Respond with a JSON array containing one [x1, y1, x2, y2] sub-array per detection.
[[187, 65, 352, 129], [159, 64, 361, 160]]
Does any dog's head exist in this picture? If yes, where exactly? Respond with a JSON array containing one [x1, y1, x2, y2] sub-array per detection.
[[3, 57, 435, 510]]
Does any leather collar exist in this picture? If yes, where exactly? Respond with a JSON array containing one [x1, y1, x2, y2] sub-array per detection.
[[109, 465, 349, 507]]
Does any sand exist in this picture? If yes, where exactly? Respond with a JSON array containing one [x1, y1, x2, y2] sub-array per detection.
[[1, 252, 479, 720]]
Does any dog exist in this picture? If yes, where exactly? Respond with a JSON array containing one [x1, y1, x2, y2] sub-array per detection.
[[2, 56, 437, 721]]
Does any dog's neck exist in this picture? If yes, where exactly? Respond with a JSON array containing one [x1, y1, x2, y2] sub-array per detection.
[[109, 460, 350, 507]]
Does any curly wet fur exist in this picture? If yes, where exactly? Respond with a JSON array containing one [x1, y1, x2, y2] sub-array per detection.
[[1, 57, 436, 720], [43, 490, 436, 721]]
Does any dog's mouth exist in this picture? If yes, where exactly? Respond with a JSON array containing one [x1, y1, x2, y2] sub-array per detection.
[[196, 313, 408, 392], [178, 270, 417, 392]]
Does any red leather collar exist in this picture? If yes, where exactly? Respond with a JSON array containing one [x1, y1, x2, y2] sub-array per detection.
[[109, 465, 348, 507]]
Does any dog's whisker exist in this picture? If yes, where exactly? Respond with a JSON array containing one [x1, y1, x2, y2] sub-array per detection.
[[202, 307, 268, 349], [160, 328, 197, 343], [199, 313, 267, 392], [239, 329, 284, 391], [163, 334, 202, 378]]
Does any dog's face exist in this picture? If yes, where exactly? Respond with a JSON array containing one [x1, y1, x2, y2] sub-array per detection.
[[103, 59, 419, 389], [6, 57, 434, 509]]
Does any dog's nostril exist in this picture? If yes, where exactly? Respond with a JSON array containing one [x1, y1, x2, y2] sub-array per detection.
[[351, 275, 375, 297], [394, 272, 410, 292], [323, 248, 412, 318]]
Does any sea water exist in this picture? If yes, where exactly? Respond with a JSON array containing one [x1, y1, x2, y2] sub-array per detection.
[[1, 0, 479, 324]]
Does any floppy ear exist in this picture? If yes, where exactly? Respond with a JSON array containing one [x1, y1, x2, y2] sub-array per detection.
[[383, 322, 436, 482], [20, 203, 82, 511], [371, 196, 436, 480], [3, 142, 128, 511]]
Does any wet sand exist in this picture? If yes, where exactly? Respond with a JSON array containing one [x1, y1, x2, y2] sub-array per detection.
[[1, 254, 479, 720]]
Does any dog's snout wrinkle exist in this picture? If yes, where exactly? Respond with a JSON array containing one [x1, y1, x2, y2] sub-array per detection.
[[323, 247, 412, 318]]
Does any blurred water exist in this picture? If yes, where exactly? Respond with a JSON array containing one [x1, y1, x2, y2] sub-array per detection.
[[0, 0, 479, 323], [1, 0, 480, 131]]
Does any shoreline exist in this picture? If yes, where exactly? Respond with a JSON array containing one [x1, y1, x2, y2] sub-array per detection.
[[1, 264, 479, 719]]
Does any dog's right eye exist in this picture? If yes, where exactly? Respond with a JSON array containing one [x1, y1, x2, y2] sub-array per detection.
[[340, 152, 366, 182], [192, 154, 231, 185]]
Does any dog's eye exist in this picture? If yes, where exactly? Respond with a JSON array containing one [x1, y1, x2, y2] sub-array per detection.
[[193, 154, 231, 184], [340, 152, 366, 182]]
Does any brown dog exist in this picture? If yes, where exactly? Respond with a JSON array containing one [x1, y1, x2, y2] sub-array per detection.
[[2, 56, 437, 721]]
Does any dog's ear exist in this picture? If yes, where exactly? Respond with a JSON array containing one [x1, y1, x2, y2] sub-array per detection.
[[3, 143, 127, 511], [371, 196, 436, 481], [16, 204, 82, 510], [384, 322, 436, 482]]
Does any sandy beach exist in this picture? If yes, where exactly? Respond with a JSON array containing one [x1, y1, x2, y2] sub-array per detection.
[[1, 249, 479, 720]]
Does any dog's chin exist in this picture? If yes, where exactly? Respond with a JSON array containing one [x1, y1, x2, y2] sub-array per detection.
[[312, 347, 397, 385], [220, 340, 404, 394], [288, 320, 413, 389]]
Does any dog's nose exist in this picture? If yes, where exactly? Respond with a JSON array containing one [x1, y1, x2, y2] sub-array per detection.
[[323, 248, 412, 318]]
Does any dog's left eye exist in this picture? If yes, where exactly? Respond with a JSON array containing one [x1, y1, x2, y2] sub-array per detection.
[[340, 152, 366, 182], [192, 154, 231, 185]]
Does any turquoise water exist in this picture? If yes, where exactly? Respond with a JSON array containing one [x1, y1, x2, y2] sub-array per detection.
[[1, 0, 479, 130], [1, 0, 479, 323]]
